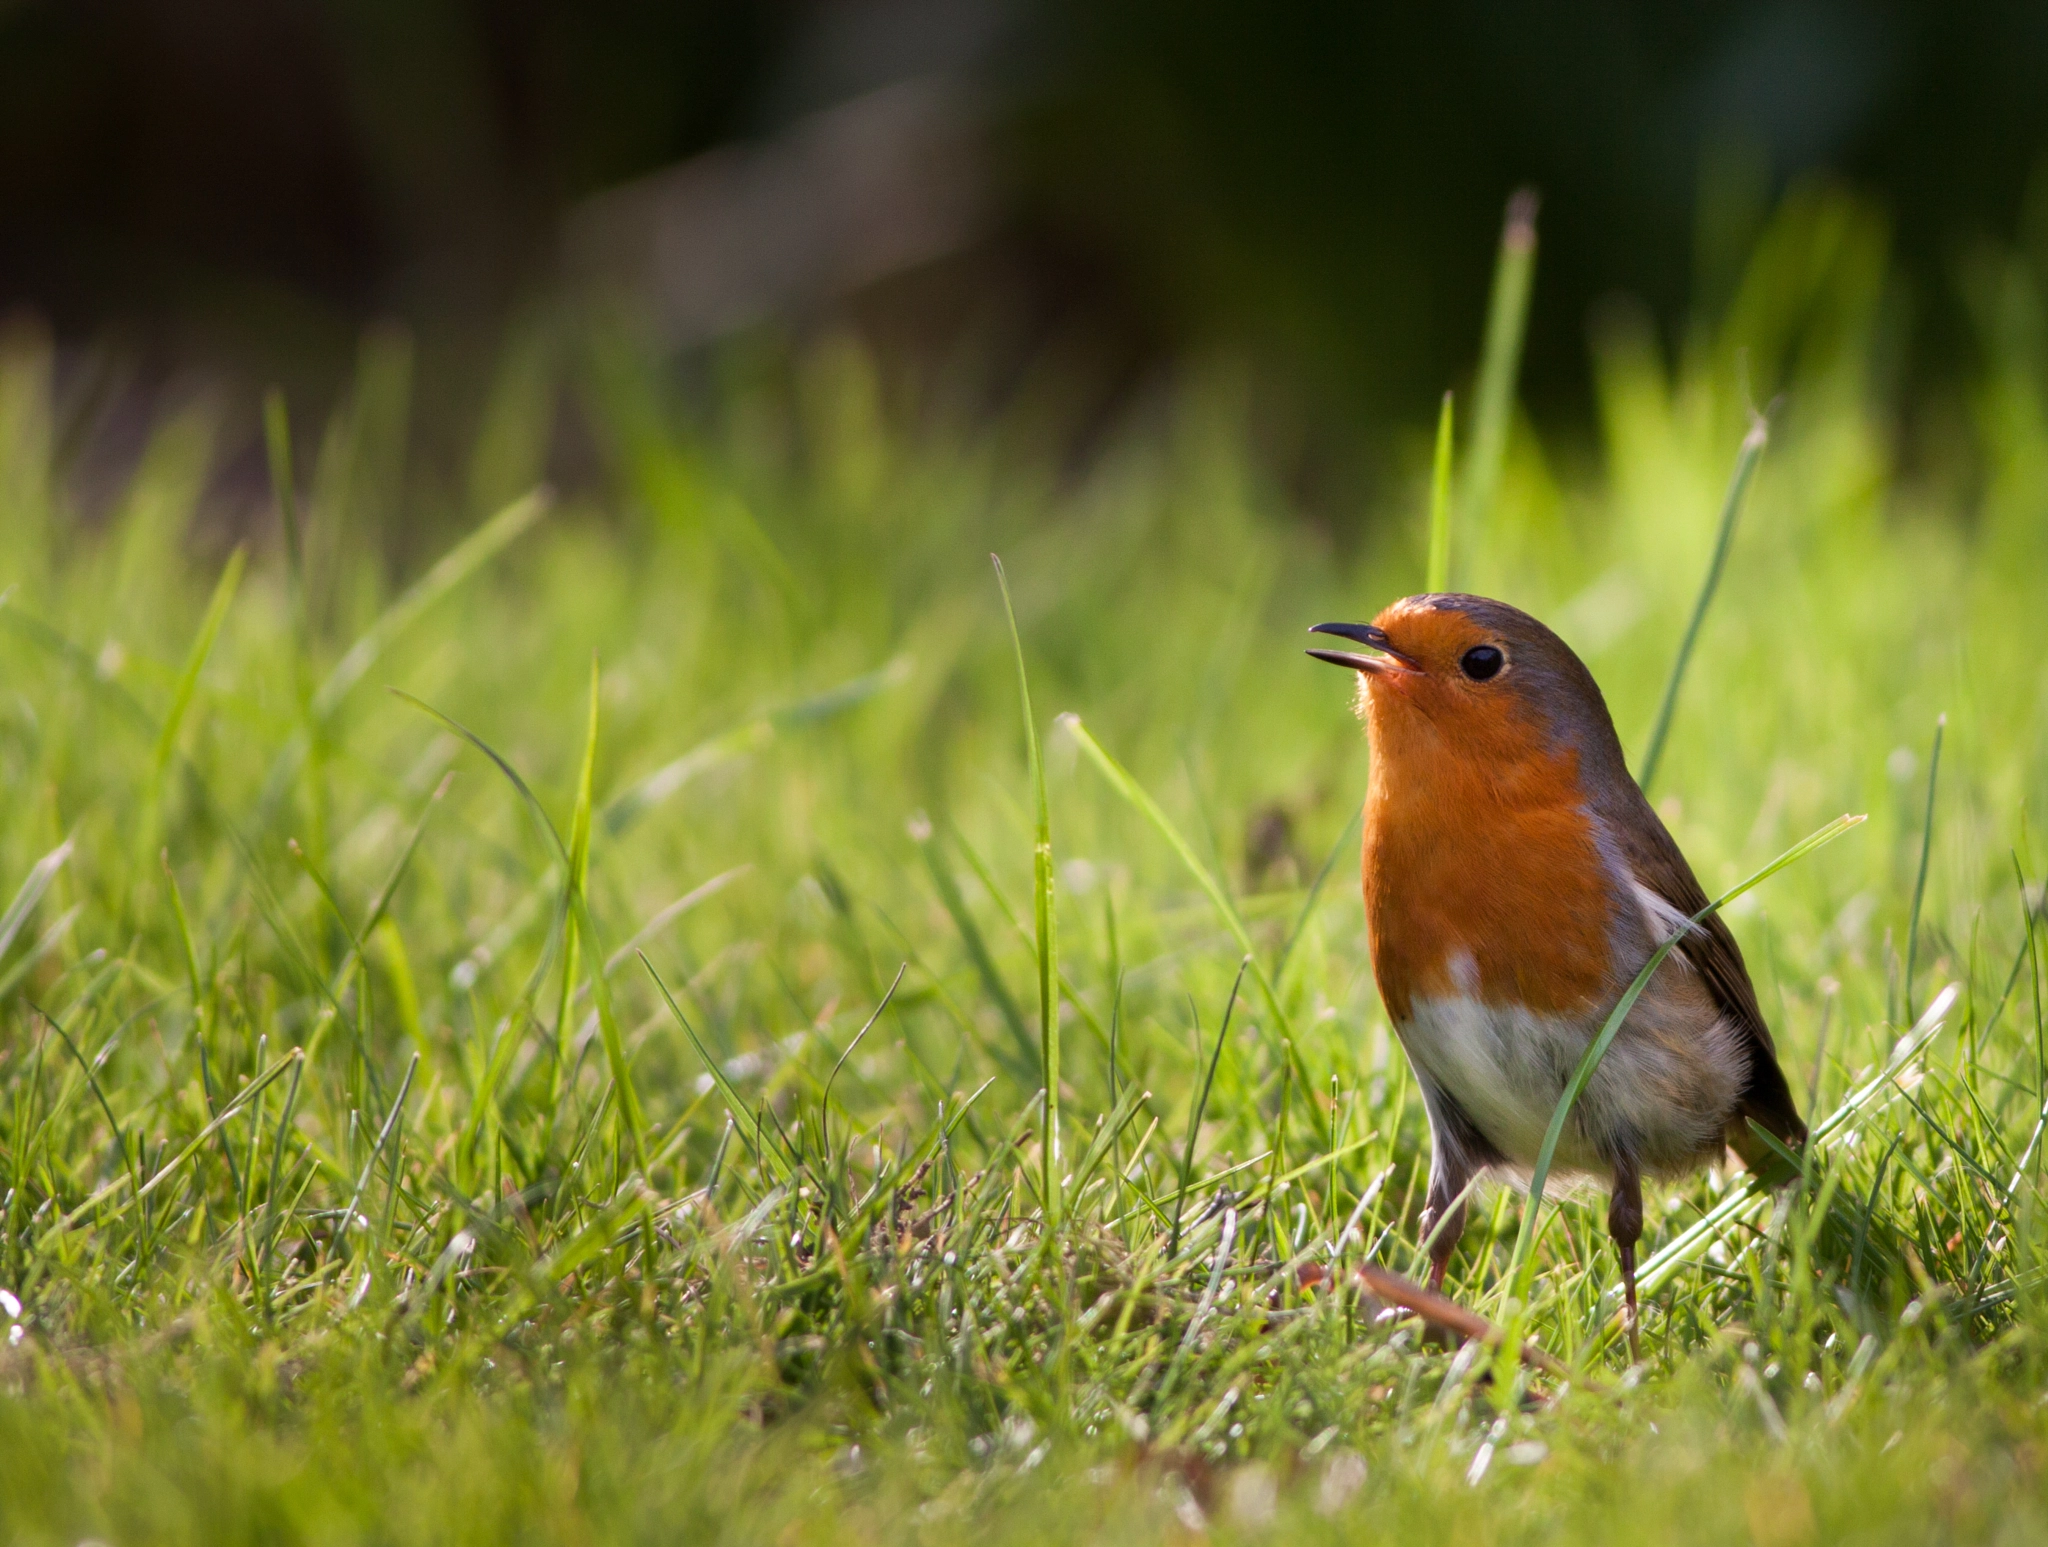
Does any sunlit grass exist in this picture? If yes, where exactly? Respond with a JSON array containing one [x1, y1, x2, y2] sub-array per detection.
[[0, 183, 2045, 1543]]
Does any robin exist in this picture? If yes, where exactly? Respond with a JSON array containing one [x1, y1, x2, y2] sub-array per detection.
[[1308, 593, 1806, 1342]]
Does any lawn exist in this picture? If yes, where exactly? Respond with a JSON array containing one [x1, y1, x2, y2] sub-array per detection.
[[0, 186, 2046, 1544]]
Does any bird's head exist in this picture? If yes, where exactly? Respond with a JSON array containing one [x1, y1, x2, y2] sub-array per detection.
[[1309, 593, 1625, 781]]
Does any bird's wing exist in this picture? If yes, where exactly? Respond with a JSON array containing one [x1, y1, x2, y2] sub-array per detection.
[[1617, 808, 1808, 1150]]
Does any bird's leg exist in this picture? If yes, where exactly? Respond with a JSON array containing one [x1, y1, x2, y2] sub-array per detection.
[[1608, 1149, 1644, 1364], [1420, 1165, 1471, 1295]]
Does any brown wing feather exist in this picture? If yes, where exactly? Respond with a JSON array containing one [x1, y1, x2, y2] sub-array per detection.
[[1614, 801, 1808, 1152]]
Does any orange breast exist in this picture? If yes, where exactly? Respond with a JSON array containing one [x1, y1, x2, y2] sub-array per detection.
[[1360, 687, 1616, 1022]]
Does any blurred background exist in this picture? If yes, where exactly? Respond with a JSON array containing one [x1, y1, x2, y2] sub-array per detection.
[[3, 0, 2047, 524]]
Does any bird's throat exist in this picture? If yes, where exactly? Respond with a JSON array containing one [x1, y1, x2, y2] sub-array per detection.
[[1360, 703, 1615, 1023]]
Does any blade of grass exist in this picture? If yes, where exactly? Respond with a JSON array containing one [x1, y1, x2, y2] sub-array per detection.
[[992, 555, 1060, 1227], [642, 950, 794, 1181], [388, 692, 622, 1168], [299, 775, 452, 1067], [1274, 806, 1361, 989], [30, 1002, 137, 1199], [342, 1051, 419, 1248], [389, 691, 565, 861], [567, 885, 646, 1170], [601, 657, 910, 836], [821, 964, 907, 1180], [0, 839, 72, 965], [1637, 410, 1769, 791], [262, 388, 306, 650], [39, 1048, 304, 1240], [311, 487, 550, 720], [1425, 391, 1454, 592], [1905, 713, 1945, 1023], [0, 607, 159, 737], [552, 656, 601, 1111], [1071, 1079, 1150, 1204], [912, 820, 1035, 1076], [1064, 714, 1300, 1061], [151, 546, 245, 781], [1169, 957, 1249, 1257], [0, 907, 79, 1004], [1457, 189, 1539, 549]]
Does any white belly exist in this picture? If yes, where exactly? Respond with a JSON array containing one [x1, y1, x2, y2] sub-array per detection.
[[1396, 979, 1746, 1177]]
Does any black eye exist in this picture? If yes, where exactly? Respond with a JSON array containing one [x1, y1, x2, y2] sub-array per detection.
[[1459, 645, 1504, 681]]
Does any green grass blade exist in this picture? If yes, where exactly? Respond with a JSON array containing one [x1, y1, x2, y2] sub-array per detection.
[[1064, 713, 1297, 1052], [262, 388, 305, 625], [0, 607, 158, 737], [1169, 957, 1248, 1257], [599, 658, 909, 836], [913, 821, 1036, 1078], [602, 720, 775, 836], [342, 1051, 419, 1247], [1274, 805, 1361, 989], [389, 690, 567, 861], [553, 657, 601, 1109], [1905, 713, 1945, 1023], [1070, 1077, 1150, 1204], [160, 849, 206, 1027], [993, 555, 1060, 1226], [40, 1047, 303, 1241], [1637, 412, 1768, 792], [1505, 811, 1866, 1300], [0, 839, 72, 966], [1458, 189, 1538, 543], [152, 545, 245, 781], [311, 487, 550, 720], [1425, 390, 1454, 592], [641, 950, 792, 1180], [562, 663, 646, 1166]]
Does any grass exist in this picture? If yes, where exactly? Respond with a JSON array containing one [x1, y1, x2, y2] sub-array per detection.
[[0, 181, 2046, 1544]]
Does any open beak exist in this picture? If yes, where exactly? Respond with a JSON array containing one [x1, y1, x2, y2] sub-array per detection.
[[1306, 621, 1420, 675]]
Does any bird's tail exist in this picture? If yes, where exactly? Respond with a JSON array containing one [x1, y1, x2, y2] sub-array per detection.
[[1727, 1100, 1807, 1186]]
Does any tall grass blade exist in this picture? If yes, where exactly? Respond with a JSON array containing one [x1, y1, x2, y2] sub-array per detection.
[[1170, 957, 1249, 1258], [1071, 1077, 1149, 1203], [600, 657, 909, 835], [992, 555, 1060, 1226], [913, 821, 1036, 1078], [1426, 391, 1455, 592], [152, 546, 245, 780], [1458, 189, 1539, 544], [1905, 713, 1944, 1023], [1274, 805, 1361, 988], [1637, 412, 1768, 791], [262, 388, 305, 630], [390, 691, 566, 861], [312, 487, 550, 719], [40, 1048, 303, 1240], [342, 1051, 419, 1244], [561, 663, 646, 1165], [0, 839, 72, 965], [641, 951, 792, 1180], [553, 657, 601, 1108], [1064, 713, 1297, 1053]]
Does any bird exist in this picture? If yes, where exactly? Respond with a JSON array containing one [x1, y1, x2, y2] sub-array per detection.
[[1307, 593, 1805, 1349]]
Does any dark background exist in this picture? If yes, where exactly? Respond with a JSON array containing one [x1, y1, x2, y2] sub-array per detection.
[[4, 0, 2045, 462]]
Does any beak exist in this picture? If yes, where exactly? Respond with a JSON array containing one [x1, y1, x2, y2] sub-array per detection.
[[1306, 621, 1420, 675]]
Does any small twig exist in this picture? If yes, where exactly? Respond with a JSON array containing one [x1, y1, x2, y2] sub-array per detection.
[[1352, 1262, 1585, 1386]]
